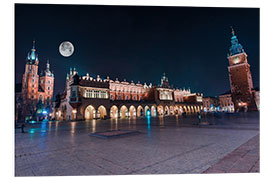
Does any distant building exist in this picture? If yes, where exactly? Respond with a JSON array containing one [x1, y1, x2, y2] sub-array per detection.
[[202, 96, 219, 112], [227, 28, 258, 112], [54, 71, 203, 120], [219, 91, 234, 112], [15, 41, 54, 122], [252, 87, 260, 111]]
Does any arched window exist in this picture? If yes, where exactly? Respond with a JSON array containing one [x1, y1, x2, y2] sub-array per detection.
[[39, 95, 43, 102], [126, 96, 129, 100]]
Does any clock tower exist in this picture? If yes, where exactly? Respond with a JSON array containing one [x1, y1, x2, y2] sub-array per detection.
[[227, 28, 257, 112]]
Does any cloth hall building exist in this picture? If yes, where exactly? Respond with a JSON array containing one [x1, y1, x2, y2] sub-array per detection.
[[54, 70, 203, 121]]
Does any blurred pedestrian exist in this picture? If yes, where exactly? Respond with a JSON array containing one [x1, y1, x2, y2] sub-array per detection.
[[197, 112, 201, 124], [21, 123, 25, 133]]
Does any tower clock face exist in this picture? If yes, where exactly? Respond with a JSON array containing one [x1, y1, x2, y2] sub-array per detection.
[[233, 57, 240, 64]]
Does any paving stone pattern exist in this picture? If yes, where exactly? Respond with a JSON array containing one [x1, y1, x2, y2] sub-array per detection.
[[15, 113, 259, 176], [204, 134, 259, 173]]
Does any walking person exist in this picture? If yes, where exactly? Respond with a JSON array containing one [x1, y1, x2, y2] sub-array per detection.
[[197, 112, 201, 125], [21, 123, 25, 133]]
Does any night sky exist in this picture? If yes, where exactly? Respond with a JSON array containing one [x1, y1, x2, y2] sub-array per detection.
[[15, 4, 260, 98]]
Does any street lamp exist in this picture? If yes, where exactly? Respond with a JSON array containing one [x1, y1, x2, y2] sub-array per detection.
[[72, 109, 77, 120]]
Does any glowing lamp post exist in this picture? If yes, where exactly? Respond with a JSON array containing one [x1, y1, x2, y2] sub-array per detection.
[[147, 109, 151, 116], [72, 109, 77, 120]]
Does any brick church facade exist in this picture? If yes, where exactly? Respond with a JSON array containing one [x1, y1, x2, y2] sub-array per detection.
[[15, 41, 54, 122]]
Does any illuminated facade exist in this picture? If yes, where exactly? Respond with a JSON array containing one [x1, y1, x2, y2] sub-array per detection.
[[219, 91, 235, 112], [227, 28, 258, 112], [54, 70, 203, 120], [202, 96, 219, 112], [15, 41, 54, 122]]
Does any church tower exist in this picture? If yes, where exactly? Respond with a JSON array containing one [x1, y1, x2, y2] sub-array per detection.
[[20, 40, 55, 121], [22, 40, 39, 102], [21, 40, 40, 119], [40, 60, 54, 104], [227, 28, 257, 111]]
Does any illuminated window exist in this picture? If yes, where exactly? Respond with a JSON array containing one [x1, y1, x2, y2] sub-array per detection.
[[41, 80, 44, 84], [85, 89, 108, 99], [39, 95, 43, 102]]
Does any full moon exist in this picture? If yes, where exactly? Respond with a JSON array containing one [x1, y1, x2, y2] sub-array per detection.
[[59, 41, 74, 57]]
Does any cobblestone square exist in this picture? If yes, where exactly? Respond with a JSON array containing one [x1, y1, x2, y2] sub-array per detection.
[[15, 113, 259, 176]]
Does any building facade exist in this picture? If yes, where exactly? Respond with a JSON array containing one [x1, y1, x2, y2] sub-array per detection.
[[252, 87, 260, 111], [202, 96, 219, 112], [15, 41, 54, 122], [54, 70, 203, 121], [227, 28, 258, 112], [219, 91, 235, 113]]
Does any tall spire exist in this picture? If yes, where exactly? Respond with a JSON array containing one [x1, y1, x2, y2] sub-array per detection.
[[46, 59, 50, 71], [161, 72, 169, 88], [228, 27, 244, 56], [26, 40, 38, 64], [69, 67, 72, 75], [231, 26, 235, 36], [32, 39, 36, 50]]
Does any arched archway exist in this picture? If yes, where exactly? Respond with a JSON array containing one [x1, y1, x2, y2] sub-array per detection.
[[193, 106, 197, 113], [195, 106, 199, 112], [137, 105, 143, 117], [110, 105, 118, 119], [129, 105, 136, 118], [151, 105, 157, 117], [164, 106, 169, 116], [97, 105, 107, 119], [120, 105, 128, 119], [170, 105, 174, 115], [179, 106, 183, 115], [85, 105, 96, 120], [182, 106, 187, 113], [145, 106, 150, 116], [157, 105, 164, 116], [187, 106, 191, 113], [190, 106, 194, 113], [174, 106, 179, 115]]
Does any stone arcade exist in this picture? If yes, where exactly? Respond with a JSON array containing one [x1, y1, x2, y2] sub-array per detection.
[[54, 71, 203, 121]]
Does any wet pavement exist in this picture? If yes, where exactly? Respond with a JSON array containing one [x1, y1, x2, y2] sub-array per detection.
[[15, 112, 259, 176]]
